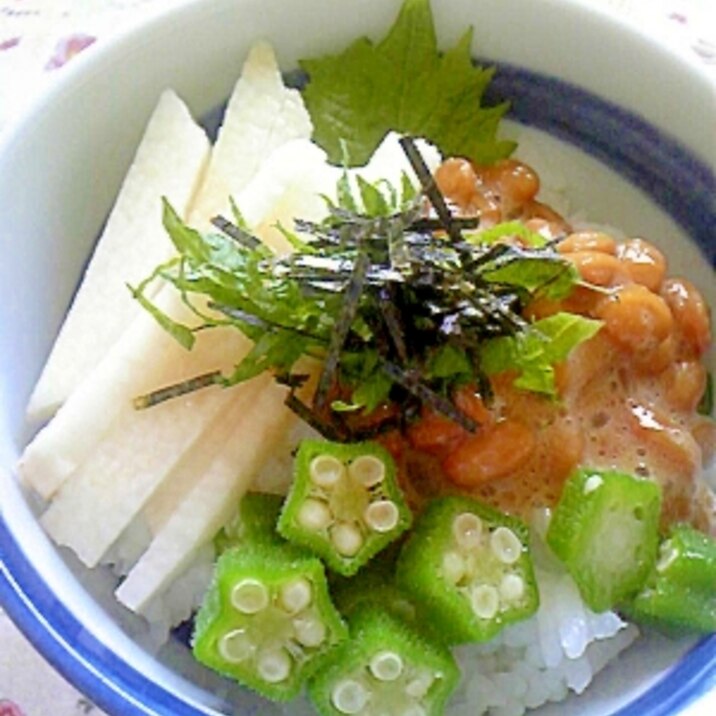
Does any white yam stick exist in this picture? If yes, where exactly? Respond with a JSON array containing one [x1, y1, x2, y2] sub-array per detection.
[[187, 40, 312, 230], [139, 374, 272, 534], [18, 287, 248, 500], [116, 376, 296, 613], [38, 324, 256, 567], [27, 90, 209, 422], [19, 42, 317, 501]]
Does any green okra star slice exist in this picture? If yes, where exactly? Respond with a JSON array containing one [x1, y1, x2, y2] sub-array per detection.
[[396, 496, 539, 644], [278, 439, 412, 576], [331, 550, 420, 627], [215, 492, 285, 554], [192, 543, 348, 701], [308, 605, 459, 716], [546, 467, 662, 613], [625, 524, 716, 633]]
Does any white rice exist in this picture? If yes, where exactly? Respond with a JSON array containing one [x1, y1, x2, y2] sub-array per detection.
[[448, 564, 638, 716], [443, 511, 639, 715]]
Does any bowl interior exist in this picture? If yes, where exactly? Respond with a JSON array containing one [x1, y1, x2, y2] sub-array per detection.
[[1, 1, 714, 715]]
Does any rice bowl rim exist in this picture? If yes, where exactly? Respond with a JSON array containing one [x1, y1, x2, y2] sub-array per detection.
[[0, 0, 714, 714]]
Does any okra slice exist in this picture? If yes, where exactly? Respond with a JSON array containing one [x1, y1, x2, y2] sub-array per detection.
[[546, 467, 662, 613], [278, 440, 412, 576], [192, 543, 348, 701], [332, 552, 420, 627], [625, 525, 716, 633], [396, 496, 539, 644], [215, 492, 285, 554], [308, 605, 459, 716]]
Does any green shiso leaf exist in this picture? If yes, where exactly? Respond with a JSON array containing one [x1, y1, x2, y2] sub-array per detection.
[[480, 254, 580, 301], [127, 282, 196, 351], [299, 0, 515, 166], [466, 221, 548, 248], [480, 313, 603, 397], [135, 147, 585, 429]]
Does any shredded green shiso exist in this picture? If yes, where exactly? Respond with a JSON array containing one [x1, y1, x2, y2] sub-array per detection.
[[132, 137, 600, 437], [131, 0, 603, 433]]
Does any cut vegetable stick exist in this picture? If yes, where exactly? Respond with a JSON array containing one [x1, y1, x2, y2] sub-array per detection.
[[37, 123, 334, 567], [116, 376, 298, 613], [27, 90, 210, 422], [140, 374, 272, 535], [19, 286, 249, 500], [187, 40, 312, 230], [354, 131, 442, 185], [233, 138, 339, 251], [39, 363, 259, 568], [21, 42, 314, 499]]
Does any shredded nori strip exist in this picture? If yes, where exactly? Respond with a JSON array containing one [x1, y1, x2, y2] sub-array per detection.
[[210, 215, 262, 251], [399, 135, 463, 243], [380, 360, 477, 432], [134, 138, 579, 438], [313, 246, 371, 412], [285, 392, 347, 442], [133, 370, 223, 410], [379, 287, 408, 363], [409, 216, 479, 232]]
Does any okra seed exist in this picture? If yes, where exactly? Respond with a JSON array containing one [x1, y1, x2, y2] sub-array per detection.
[[331, 679, 370, 714], [364, 500, 399, 532], [348, 454, 386, 487], [293, 614, 327, 647], [298, 498, 332, 531], [405, 673, 434, 698], [441, 550, 466, 584], [257, 648, 292, 683], [499, 573, 525, 602], [489, 527, 522, 565], [331, 522, 364, 556], [471, 584, 499, 619], [218, 629, 254, 663], [310, 455, 346, 488], [231, 579, 269, 614], [369, 650, 403, 681], [453, 513, 483, 550], [279, 578, 312, 614]]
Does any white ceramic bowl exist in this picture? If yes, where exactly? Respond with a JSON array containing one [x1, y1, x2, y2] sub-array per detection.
[[1, 0, 714, 714]]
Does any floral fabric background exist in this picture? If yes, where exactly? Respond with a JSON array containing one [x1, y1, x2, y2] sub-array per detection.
[[0, 0, 714, 714], [0, 0, 714, 131]]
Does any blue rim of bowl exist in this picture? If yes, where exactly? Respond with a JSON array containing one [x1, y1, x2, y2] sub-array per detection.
[[1, 60, 715, 716]]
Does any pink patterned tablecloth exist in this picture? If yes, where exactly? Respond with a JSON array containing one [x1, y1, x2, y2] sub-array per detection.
[[0, 1, 714, 715]]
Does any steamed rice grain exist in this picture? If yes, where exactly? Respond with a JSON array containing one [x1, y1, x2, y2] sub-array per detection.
[[447, 527, 639, 716]]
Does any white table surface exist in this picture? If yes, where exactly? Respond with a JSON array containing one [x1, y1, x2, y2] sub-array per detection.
[[0, 1, 714, 715]]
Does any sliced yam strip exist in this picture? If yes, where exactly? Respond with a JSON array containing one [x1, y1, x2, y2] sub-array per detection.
[[18, 287, 249, 500], [140, 374, 271, 535], [353, 131, 442, 185], [38, 107, 335, 570], [20, 44, 311, 499], [27, 90, 210, 422], [233, 138, 339, 251], [187, 40, 312, 231], [37, 297, 252, 566], [116, 376, 297, 613], [112, 147, 336, 579], [113, 147, 339, 610]]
